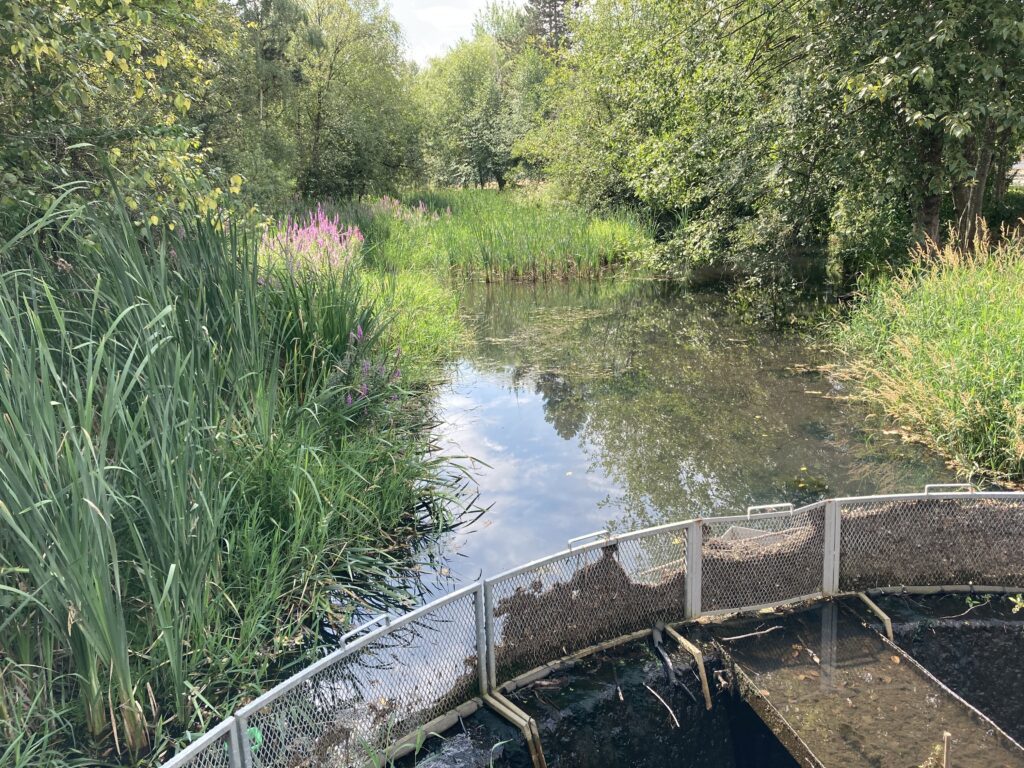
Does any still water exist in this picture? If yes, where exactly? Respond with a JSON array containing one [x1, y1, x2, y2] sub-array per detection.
[[432, 281, 952, 585]]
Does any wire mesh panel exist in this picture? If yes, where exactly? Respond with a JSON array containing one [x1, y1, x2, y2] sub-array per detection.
[[839, 495, 1024, 592], [488, 525, 688, 684], [162, 717, 240, 768], [237, 587, 481, 768], [701, 503, 827, 613]]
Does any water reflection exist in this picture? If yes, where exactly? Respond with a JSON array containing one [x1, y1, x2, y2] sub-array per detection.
[[434, 281, 953, 583]]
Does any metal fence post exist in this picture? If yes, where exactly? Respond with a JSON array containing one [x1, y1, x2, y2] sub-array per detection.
[[228, 717, 246, 768], [236, 713, 255, 768], [822, 499, 841, 596], [685, 520, 703, 619], [484, 579, 497, 690], [475, 581, 489, 696]]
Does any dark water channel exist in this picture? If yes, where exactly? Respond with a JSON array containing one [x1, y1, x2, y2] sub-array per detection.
[[432, 281, 952, 586]]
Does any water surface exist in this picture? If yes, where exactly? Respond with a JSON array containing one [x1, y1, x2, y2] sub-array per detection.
[[433, 281, 952, 584]]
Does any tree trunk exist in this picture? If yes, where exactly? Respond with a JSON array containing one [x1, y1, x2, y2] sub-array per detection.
[[952, 122, 996, 249], [914, 128, 945, 247]]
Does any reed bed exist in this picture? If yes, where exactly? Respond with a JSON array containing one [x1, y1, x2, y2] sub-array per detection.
[[358, 188, 654, 281], [837, 229, 1024, 481], [0, 203, 461, 766]]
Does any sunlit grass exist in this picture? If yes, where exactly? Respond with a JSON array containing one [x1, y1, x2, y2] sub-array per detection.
[[837, 229, 1024, 480], [357, 188, 655, 281], [0, 203, 461, 765]]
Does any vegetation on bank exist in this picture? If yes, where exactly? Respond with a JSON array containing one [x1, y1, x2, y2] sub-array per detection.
[[837, 229, 1024, 481], [359, 189, 654, 281], [0, 201, 461, 767]]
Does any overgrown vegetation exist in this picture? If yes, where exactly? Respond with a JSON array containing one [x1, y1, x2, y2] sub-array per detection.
[[362, 189, 654, 280], [837, 229, 1024, 480], [4, 0, 1024, 764], [0, 202, 461, 765]]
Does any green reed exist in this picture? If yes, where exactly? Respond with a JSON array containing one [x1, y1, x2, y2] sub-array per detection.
[[837, 228, 1024, 481]]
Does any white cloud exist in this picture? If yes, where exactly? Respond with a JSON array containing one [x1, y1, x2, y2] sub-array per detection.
[[388, 0, 524, 65]]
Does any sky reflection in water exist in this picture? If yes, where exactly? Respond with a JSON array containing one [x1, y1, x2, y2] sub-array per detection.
[[431, 281, 952, 586]]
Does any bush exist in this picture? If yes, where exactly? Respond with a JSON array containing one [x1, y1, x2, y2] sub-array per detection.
[[837, 229, 1024, 480]]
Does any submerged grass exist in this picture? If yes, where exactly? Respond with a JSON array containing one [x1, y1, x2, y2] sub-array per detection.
[[0, 202, 462, 765], [836, 229, 1024, 481]]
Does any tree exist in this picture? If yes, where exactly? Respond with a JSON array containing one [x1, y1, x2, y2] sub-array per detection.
[[289, 0, 417, 197], [416, 3, 549, 188], [0, 0, 235, 232]]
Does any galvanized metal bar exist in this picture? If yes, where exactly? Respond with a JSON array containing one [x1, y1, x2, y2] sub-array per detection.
[[822, 499, 840, 596], [857, 591, 894, 641], [484, 579, 497, 691], [567, 529, 609, 549], [746, 502, 794, 518], [699, 592, 822, 619], [227, 717, 244, 768], [664, 626, 712, 710], [160, 716, 241, 768], [685, 520, 703, 619], [475, 582, 488, 696], [834, 491, 1023, 504]]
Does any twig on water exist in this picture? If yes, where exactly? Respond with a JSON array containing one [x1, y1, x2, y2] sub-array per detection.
[[644, 684, 680, 729], [719, 625, 782, 642]]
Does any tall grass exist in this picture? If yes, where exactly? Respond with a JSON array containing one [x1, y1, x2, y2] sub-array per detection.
[[0, 203, 460, 764], [358, 188, 654, 281], [836, 229, 1024, 480]]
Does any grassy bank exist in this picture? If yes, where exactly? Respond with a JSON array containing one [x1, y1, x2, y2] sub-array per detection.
[[0, 188, 644, 767], [0, 204, 460, 766], [837, 231, 1024, 481], [338, 188, 654, 281]]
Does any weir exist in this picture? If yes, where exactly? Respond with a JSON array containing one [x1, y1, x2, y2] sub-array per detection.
[[709, 599, 1024, 767], [161, 488, 1024, 768]]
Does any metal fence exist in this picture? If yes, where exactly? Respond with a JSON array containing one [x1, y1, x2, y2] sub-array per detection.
[[163, 487, 1024, 768]]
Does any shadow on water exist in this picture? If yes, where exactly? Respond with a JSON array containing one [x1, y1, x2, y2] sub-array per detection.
[[433, 281, 954, 583]]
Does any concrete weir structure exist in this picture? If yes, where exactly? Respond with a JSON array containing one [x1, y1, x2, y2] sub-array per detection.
[[161, 487, 1024, 768], [707, 599, 1024, 767]]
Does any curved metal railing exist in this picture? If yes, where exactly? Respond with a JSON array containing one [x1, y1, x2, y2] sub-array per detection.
[[162, 487, 1024, 768]]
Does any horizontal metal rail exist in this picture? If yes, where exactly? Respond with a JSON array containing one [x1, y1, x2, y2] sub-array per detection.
[[161, 486, 1024, 768]]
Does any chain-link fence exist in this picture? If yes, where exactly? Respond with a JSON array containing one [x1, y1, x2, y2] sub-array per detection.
[[486, 522, 690, 686], [161, 717, 242, 768], [160, 489, 1024, 768]]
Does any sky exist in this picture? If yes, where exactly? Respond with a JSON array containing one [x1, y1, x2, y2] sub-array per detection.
[[389, 0, 510, 65]]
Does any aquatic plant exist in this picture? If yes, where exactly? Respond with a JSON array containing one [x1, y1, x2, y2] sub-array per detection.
[[837, 227, 1024, 480], [365, 188, 655, 281], [261, 203, 365, 273], [0, 202, 461, 765]]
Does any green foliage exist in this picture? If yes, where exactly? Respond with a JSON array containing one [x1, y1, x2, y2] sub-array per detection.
[[837, 229, 1024, 480], [415, 3, 552, 188], [0, 0, 236, 229], [530, 0, 1024, 288], [0, 203, 458, 764], [364, 189, 654, 280]]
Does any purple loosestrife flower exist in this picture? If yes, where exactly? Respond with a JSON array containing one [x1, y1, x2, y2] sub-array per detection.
[[261, 205, 363, 275], [359, 382, 368, 399]]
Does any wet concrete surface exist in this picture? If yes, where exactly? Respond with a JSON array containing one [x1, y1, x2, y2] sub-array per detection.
[[708, 599, 1024, 768]]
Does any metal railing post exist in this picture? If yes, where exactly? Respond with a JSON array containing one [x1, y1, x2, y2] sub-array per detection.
[[475, 581, 488, 696], [228, 717, 246, 768], [685, 520, 703, 619], [822, 498, 841, 596], [236, 714, 255, 768], [484, 579, 497, 690]]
